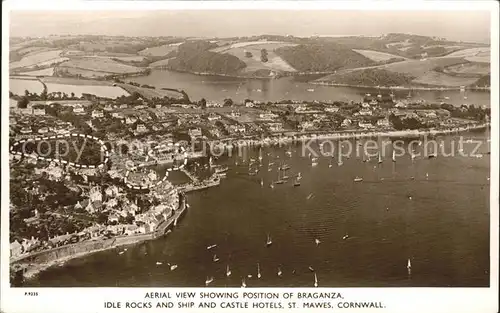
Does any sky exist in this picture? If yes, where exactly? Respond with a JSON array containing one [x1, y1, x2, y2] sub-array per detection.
[[9, 10, 491, 43]]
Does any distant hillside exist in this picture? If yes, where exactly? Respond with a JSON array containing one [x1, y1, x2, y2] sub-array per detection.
[[275, 43, 375, 72], [472, 75, 490, 87], [164, 41, 247, 75], [317, 68, 415, 87]]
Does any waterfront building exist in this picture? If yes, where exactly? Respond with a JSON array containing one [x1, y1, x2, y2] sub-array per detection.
[[73, 105, 85, 114], [359, 108, 373, 116], [324, 106, 340, 113], [208, 113, 221, 121], [10, 240, 23, 258], [188, 128, 203, 138]]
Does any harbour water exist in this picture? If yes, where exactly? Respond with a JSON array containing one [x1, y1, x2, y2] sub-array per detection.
[[125, 70, 491, 107], [25, 130, 490, 287]]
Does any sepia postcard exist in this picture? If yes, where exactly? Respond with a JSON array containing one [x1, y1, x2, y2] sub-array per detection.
[[1, 1, 498, 313]]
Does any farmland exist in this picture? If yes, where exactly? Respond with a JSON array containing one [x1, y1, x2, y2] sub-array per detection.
[[38, 77, 130, 98], [353, 49, 406, 62], [9, 78, 45, 96], [149, 58, 173, 68], [211, 41, 298, 73], [138, 42, 182, 57], [316, 56, 479, 87], [17, 67, 55, 76], [10, 50, 67, 70], [444, 62, 490, 76], [444, 47, 490, 63], [45, 83, 129, 98], [58, 57, 144, 74]]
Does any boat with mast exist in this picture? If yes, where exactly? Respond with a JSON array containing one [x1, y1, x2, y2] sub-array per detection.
[[205, 276, 214, 286], [241, 278, 247, 288], [277, 266, 283, 277], [213, 254, 219, 262], [226, 265, 231, 277], [314, 273, 318, 287], [257, 263, 261, 279], [311, 157, 318, 167], [378, 152, 383, 164], [275, 167, 285, 184], [266, 233, 273, 247], [407, 258, 412, 274]]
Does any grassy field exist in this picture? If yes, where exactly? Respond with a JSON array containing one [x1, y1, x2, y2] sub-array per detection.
[[58, 57, 143, 74], [40, 76, 115, 86], [411, 71, 479, 87], [17, 67, 55, 76], [148, 58, 173, 68], [45, 83, 129, 98], [10, 50, 66, 70], [353, 49, 406, 62], [445, 47, 490, 61], [316, 56, 476, 87], [138, 43, 182, 57], [444, 62, 490, 76], [211, 41, 298, 73], [118, 83, 183, 99], [9, 78, 45, 95]]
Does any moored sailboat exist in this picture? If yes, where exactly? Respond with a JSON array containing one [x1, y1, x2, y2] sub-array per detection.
[[257, 263, 261, 279], [314, 273, 318, 287], [226, 265, 232, 277], [266, 234, 273, 247]]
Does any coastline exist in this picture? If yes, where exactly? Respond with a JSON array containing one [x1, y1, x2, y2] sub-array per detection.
[[12, 197, 188, 284], [10, 123, 488, 284], [207, 123, 490, 150], [311, 80, 491, 91]]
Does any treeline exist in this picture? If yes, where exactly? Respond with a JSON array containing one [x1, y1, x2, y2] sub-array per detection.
[[275, 43, 375, 72], [321, 68, 415, 86]]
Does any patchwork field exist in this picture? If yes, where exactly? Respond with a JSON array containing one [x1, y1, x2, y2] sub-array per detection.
[[45, 83, 129, 98], [411, 71, 479, 87], [10, 50, 66, 70], [444, 62, 490, 76], [353, 49, 406, 62], [444, 47, 490, 63], [138, 43, 182, 57], [9, 78, 45, 95], [58, 57, 143, 74], [18, 67, 55, 76], [211, 41, 298, 73], [379, 57, 469, 77]]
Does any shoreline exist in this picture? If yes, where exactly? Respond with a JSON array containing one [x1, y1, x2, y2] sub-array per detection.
[[12, 198, 187, 284], [206, 123, 490, 149], [310, 81, 491, 91], [11, 123, 488, 284]]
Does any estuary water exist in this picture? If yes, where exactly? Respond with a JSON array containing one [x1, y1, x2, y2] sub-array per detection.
[[124, 70, 491, 107], [26, 130, 490, 287]]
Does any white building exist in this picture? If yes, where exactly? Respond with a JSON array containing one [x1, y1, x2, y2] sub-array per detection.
[[268, 122, 283, 132], [92, 110, 104, 118], [324, 106, 340, 113], [73, 105, 85, 114], [188, 128, 203, 138], [359, 108, 373, 116], [33, 108, 46, 116], [377, 118, 391, 127], [136, 124, 148, 133]]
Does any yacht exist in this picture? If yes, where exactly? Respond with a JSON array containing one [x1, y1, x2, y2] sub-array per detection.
[[155, 261, 162, 265], [342, 234, 349, 240], [226, 265, 232, 277], [257, 263, 262, 279], [241, 278, 247, 288], [266, 234, 273, 247], [314, 273, 318, 287], [207, 244, 217, 250], [277, 267, 283, 277], [213, 254, 219, 262], [205, 276, 214, 286], [170, 264, 178, 271], [354, 176, 363, 182]]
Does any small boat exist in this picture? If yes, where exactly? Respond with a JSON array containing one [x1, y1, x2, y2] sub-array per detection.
[[378, 153, 383, 164], [311, 158, 318, 167], [173, 218, 178, 227], [428, 153, 437, 159], [257, 263, 261, 279], [119, 251, 125, 255], [266, 234, 273, 247], [315, 238, 321, 246], [342, 234, 349, 240], [207, 244, 217, 250], [282, 164, 291, 170], [156, 261, 162, 265], [170, 264, 178, 271], [408, 196, 413, 200], [426, 173, 429, 179], [277, 267, 283, 277], [306, 88, 315, 92], [307, 193, 314, 200], [444, 96, 450, 100], [226, 265, 232, 277], [407, 258, 412, 272], [308, 266, 315, 272], [270, 183, 274, 189], [241, 278, 247, 288], [218, 173, 227, 178], [293, 179, 301, 187], [354, 176, 363, 182], [314, 273, 318, 287], [213, 254, 219, 262], [392, 150, 396, 162], [247, 274, 252, 278], [205, 276, 214, 286], [260, 179, 264, 187]]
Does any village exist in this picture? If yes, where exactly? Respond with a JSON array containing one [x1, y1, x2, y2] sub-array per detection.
[[8, 87, 490, 261]]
